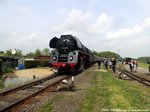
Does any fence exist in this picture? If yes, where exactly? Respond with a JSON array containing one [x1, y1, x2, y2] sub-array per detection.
[[0, 62, 18, 73]]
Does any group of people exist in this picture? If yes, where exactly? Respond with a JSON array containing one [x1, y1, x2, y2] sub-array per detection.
[[128, 60, 138, 72], [97, 58, 117, 73]]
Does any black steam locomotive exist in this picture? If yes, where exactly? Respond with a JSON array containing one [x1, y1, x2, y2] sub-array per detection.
[[49, 35, 101, 73]]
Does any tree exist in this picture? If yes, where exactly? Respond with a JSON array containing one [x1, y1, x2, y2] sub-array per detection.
[[92, 51, 121, 59], [5, 49, 12, 56], [35, 49, 42, 57], [138, 57, 150, 63], [26, 52, 35, 57], [5, 49, 23, 57], [15, 49, 23, 57], [42, 48, 50, 56], [0, 51, 5, 56], [92, 50, 98, 56]]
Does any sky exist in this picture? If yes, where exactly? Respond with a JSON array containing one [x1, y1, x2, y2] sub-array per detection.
[[0, 0, 150, 58]]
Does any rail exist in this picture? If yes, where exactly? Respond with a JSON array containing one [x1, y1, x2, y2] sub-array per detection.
[[116, 65, 150, 87], [0, 74, 71, 112]]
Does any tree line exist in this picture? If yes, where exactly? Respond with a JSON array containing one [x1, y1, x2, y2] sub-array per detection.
[[0, 48, 50, 57], [137, 57, 150, 63], [0, 49, 123, 59], [92, 51, 121, 59]]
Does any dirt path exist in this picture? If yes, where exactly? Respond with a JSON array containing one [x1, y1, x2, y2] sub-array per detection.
[[35, 66, 104, 112], [51, 69, 94, 112]]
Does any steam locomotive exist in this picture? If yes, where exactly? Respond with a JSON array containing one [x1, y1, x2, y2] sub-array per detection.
[[49, 35, 102, 74]]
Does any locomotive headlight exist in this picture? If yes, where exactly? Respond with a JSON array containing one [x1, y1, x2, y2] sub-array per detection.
[[69, 56, 73, 61], [53, 56, 57, 61]]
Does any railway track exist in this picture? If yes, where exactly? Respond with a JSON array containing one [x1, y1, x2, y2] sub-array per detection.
[[116, 65, 150, 87], [0, 74, 72, 112]]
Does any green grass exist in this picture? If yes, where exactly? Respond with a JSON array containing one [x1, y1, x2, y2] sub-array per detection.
[[38, 67, 150, 112], [0, 76, 4, 89], [103, 72, 150, 110], [38, 95, 63, 112], [138, 61, 149, 69], [78, 68, 150, 112], [38, 101, 53, 112], [77, 71, 103, 112]]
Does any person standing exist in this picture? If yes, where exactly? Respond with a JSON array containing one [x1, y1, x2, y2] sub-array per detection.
[[109, 60, 112, 69], [97, 61, 101, 69], [104, 60, 108, 70], [133, 60, 137, 73], [129, 61, 133, 72], [131, 60, 134, 72], [148, 60, 150, 73], [111, 58, 116, 73]]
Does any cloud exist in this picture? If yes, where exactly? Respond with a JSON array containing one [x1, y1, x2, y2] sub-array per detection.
[[49, 9, 92, 34], [13, 6, 32, 15], [0, 31, 46, 53], [49, 9, 113, 36], [106, 17, 150, 40], [1, 4, 150, 58], [65, 9, 92, 33], [89, 13, 113, 34], [143, 17, 150, 27], [17, 33, 37, 44], [48, 9, 150, 58]]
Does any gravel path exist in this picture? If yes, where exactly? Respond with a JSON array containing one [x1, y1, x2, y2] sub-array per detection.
[[27, 66, 101, 112], [2, 67, 54, 89], [4, 67, 54, 78]]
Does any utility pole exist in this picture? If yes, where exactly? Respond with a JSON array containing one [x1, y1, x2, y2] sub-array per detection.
[[118, 49, 120, 62], [118, 49, 120, 56]]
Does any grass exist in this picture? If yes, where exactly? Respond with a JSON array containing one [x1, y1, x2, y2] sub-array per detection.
[[0, 75, 4, 89], [138, 61, 149, 69], [77, 71, 103, 112], [38, 67, 150, 112], [103, 72, 150, 110], [38, 95, 63, 112], [78, 68, 150, 112], [38, 101, 53, 112]]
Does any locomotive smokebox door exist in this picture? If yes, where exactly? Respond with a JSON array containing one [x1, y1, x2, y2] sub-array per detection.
[[49, 37, 59, 48]]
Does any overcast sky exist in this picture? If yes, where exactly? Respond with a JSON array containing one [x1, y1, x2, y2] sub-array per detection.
[[0, 0, 150, 58]]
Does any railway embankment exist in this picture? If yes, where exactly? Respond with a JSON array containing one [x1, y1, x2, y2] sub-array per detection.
[[0, 65, 149, 112], [39, 66, 150, 112]]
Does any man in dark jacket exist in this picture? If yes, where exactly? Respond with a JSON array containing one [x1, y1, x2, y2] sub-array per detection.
[[97, 61, 101, 69], [111, 58, 116, 73]]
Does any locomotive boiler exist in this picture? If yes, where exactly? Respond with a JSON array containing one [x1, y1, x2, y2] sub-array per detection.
[[49, 35, 100, 73]]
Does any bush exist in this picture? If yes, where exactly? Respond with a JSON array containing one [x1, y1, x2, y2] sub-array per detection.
[[0, 59, 3, 64], [24, 60, 49, 69], [0, 75, 4, 89], [24, 60, 39, 69], [40, 61, 49, 67], [4, 67, 14, 73], [0, 59, 3, 74]]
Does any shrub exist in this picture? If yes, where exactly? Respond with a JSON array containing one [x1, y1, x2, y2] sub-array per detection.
[[24, 60, 40, 69], [24, 60, 49, 69], [0, 59, 3, 64], [4, 67, 14, 73], [0, 59, 3, 74], [40, 61, 49, 67]]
